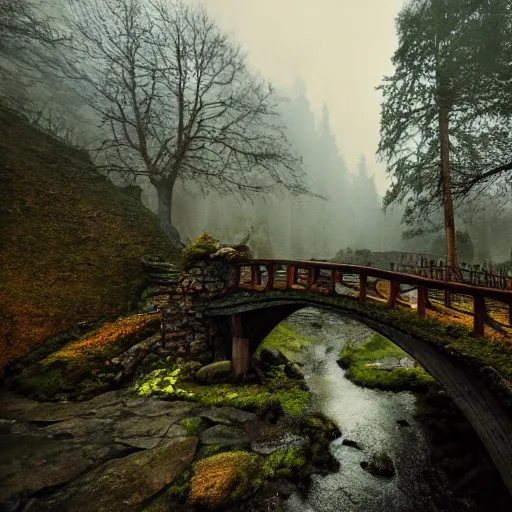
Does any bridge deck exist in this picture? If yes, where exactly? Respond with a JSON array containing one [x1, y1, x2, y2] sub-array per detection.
[[230, 259, 512, 338]]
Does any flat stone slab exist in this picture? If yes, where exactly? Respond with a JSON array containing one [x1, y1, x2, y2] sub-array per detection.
[[199, 424, 250, 446], [0, 435, 110, 504], [123, 398, 195, 418], [0, 390, 133, 423], [35, 437, 198, 512], [195, 406, 257, 426], [114, 415, 175, 439], [44, 418, 115, 439]]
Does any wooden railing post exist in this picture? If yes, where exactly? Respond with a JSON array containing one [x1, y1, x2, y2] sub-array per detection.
[[286, 265, 296, 290], [329, 269, 337, 295], [473, 295, 486, 337], [307, 267, 315, 289], [251, 265, 260, 287], [388, 280, 399, 308], [234, 266, 241, 288], [232, 314, 249, 377], [266, 264, 276, 291], [417, 286, 427, 318], [359, 274, 367, 304]]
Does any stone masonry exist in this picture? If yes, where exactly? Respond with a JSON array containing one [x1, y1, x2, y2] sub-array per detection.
[[158, 259, 233, 364]]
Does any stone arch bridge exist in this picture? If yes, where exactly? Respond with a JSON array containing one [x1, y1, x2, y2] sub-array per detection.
[[151, 257, 512, 495]]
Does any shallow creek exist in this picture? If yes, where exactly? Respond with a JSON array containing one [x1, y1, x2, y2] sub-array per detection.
[[283, 308, 458, 512]]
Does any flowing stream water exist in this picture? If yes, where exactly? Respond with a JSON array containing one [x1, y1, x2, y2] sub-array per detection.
[[283, 308, 459, 512]]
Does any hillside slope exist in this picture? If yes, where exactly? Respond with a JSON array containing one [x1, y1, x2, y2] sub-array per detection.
[[0, 106, 177, 369]]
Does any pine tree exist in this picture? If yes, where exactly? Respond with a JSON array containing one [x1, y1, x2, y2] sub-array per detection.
[[378, 0, 512, 269]]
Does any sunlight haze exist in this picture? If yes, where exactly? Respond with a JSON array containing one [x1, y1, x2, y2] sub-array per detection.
[[198, 0, 406, 195]]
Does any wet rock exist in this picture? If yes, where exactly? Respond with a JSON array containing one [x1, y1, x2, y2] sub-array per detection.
[[256, 397, 284, 424], [195, 406, 256, 425], [195, 360, 232, 384], [342, 439, 362, 450], [259, 348, 287, 368], [199, 424, 250, 446], [361, 451, 395, 478], [124, 398, 195, 418], [284, 362, 304, 380], [36, 437, 198, 512], [115, 437, 163, 450], [399, 358, 415, 369], [251, 434, 307, 455], [114, 415, 174, 439], [0, 435, 110, 504], [44, 417, 114, 439]]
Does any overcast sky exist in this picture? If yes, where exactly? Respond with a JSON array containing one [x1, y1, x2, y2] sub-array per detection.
[[198, 0, 406, 196]]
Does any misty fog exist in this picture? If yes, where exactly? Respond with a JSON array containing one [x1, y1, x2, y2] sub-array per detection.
[[2, 0, 512, 263]]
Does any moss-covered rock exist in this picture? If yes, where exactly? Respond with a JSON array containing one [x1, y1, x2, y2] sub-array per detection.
[[361, 451, 395, 478], [256, 396, 285, 424], [299, 413, 341, 472], [189, 451, 263, 509], [196, 360, 232, 384], [134, 367, 194, 399], [338, 333, 436, 392], [180, 417, 207, 436], [262, 447, 307, 479], [181, 232, 220, 269]]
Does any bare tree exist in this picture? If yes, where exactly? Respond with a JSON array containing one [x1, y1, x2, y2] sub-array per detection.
[[0, 0, 67, 109], [61, 0, 306, 245]]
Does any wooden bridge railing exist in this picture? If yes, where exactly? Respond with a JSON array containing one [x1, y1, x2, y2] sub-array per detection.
[[393, 261, 512, 290], [228, 259, 512, 337]]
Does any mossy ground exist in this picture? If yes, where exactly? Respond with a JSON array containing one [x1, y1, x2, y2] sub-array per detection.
[[13, 313, 160, 399], [338, 333, 436, 392], [134, 368, 310, 415], [133, 320, 313, 414], [0, 105, 177, 370], [256, 321, 315, 361]]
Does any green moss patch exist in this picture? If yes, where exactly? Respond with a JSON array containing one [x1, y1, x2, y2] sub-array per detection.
[[338, 333, 435, 392], [133, 358, 310, 415], [180, 417, 206, 436], [262, 447, 307, 479], [256, 321, 315, 362], [181, 232, 219, 269]]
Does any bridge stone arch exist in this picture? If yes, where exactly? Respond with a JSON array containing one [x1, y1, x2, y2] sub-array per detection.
[[207, 296, 512, 495]]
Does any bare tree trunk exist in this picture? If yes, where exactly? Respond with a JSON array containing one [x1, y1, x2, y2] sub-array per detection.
[[439, 106, 458, 269], [154, 177, 182, 247]]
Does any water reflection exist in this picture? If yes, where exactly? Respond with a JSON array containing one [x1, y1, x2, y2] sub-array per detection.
[[284, 308, 454, 512]]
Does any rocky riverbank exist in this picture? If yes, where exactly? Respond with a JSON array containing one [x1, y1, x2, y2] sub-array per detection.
[[1, 316, 341, 512], [336, 331, 512, 510]]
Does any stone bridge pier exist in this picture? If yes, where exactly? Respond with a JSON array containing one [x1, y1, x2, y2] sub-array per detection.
[[159, 259, 236, 365]]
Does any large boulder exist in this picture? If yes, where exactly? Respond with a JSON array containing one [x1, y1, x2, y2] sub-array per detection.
[[195, 361, 232, 384]]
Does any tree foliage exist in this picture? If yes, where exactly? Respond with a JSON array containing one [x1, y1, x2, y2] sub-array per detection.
[[378, 0, 512, 238]]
